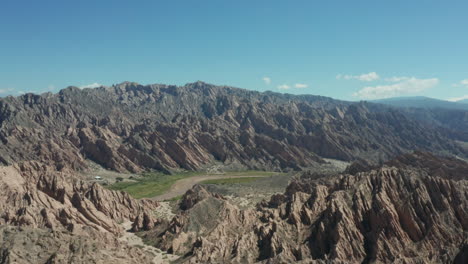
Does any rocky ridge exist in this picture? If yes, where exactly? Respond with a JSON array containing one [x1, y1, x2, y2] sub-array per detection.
[[0, 82, 467, 263], [0, 82, 465, 173], [146, 152, 467, 263], [0, 161, 160, 263], [0, 162, 158, 235]]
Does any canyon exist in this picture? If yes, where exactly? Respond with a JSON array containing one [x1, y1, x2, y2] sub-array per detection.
[[0, 82, 466, 263]]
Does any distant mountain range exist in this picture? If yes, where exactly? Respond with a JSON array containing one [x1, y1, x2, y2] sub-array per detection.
[[373, 96, 468, 110], [371, 96, 468, 140], [0, 82, 466, 173]]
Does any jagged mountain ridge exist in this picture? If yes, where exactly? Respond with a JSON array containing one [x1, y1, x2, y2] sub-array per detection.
[[0, 161, 158, 235], [368, 97, 468, 140], [147, 152, 468, 263], [0, 161, 159, 263], [0, 81, 465, 173], [373, 96, 468, 111]]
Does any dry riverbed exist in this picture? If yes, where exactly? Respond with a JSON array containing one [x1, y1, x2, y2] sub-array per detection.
[[151, 174, 267, 201]]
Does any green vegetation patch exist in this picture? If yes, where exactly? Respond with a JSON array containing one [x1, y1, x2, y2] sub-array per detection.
[[108, 171, 203, 199], [222, 170, 280, 177], [200, 177, 263, 185], [107, 170, 281, 199]]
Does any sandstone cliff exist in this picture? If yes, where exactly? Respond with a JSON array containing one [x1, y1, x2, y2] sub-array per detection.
[[0, 161, 161, 263], [0, 162, 158, 235], [146, 152, 467, 263]]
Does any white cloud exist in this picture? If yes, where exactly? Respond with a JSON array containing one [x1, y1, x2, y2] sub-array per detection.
[[385, 76, 410, 82], [451, 79, 468, 88], [1, 86, 60, 96], [277, 83, 308, 90], [447, 95, 468, 102], [0, 88, 25, 96], [0, 88, 14, 94], [337, 72, 379, 82], [79, 82, 102, 89], [262, 77, 271, 85], [353, 77, 439, 100], [295, 83, 308, 88], [277, 84, 291, 90]]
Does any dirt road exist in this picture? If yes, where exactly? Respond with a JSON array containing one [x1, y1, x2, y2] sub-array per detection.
[[152, 175, 266, 201]]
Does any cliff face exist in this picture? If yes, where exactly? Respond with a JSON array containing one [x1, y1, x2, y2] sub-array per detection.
[[0, 82, 465, 173], [148, 152, 467, 263], [0, 162, 160, 263], [0, 162, 158, 236]]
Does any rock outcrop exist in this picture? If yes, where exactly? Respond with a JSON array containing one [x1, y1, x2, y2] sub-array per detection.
[[0, 161, 161, 263], [147, 152, 468, 263], [0, 225, 153, 264], [0, 162, 158, 236], [0, 82, 465, 173], [0, 81, 467, 263]]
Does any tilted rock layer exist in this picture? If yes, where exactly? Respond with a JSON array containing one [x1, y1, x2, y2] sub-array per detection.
[[148, 152, 467, 263], [0, 162, 159, 263], [0, 162, 158, 235], [0, 81, 465, 173]]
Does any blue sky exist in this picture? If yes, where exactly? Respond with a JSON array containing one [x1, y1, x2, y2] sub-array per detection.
[[1, 0, 467, 101]]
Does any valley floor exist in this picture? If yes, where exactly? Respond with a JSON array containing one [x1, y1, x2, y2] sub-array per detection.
[[151, 174, 270, 201]]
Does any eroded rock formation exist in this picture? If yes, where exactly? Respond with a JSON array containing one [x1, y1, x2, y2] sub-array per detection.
[[0, 161, 161, 263], [0, 162, 158, 235], [147, 152, 468, 263], [0, 225, 153, 264], [0, 82, 465, 173], [0, 82, 467, 263]]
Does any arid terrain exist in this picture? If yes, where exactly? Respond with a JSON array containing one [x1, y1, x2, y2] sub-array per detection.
[[144, 152, 468, 263], [0, 83, 467, 263], [3, 0, 468, 262], [151, 174, 271, 201]]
